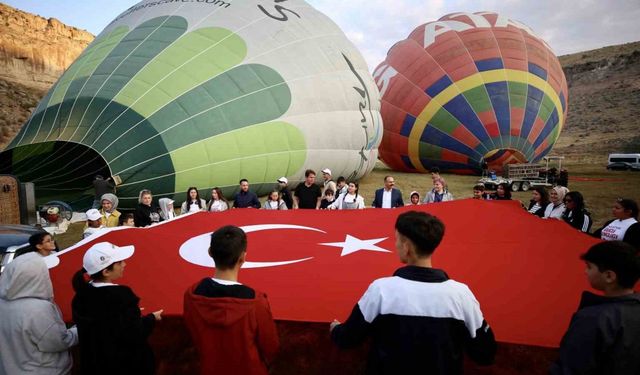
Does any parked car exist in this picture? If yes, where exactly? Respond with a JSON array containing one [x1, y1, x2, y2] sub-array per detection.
[[607, 153, 640, 171], [0, 225, 49, 274]]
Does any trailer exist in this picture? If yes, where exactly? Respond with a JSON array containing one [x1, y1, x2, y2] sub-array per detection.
[[478, 156, 566, 192]]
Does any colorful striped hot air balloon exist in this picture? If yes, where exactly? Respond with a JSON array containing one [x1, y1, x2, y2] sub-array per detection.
[[0, 0, 381, 208], [374, 12, 568, 174]]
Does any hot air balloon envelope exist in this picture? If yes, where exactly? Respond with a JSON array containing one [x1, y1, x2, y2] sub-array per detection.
[[0, 0, 382, 208], [373, 12, 568, 174]]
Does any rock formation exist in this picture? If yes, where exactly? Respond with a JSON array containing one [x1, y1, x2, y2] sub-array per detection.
[[0, 3, 93, 89], [0, 3, 93, 147]]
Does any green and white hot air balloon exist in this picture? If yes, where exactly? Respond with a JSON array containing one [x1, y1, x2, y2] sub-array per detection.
[[0, 0, 382, 208]]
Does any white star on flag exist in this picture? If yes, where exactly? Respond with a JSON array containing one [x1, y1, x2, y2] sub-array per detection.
[[319, 235, 390, 256]]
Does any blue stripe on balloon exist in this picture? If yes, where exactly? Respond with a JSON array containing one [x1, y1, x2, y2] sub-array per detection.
[[560, 91, 566, 113], [400, 114, 415, 137], [421, 126, 476, 157], [475, 58, 504, 72], [533, 108, 559, 149], [528, 63, 547, 80], [443, 94, 490, 142], [521, 85, 543, 139], [418, 158, 477, 173], [401, 155, 415, 170], [425, 75, 453, 97], [485, 82, 511, 136]]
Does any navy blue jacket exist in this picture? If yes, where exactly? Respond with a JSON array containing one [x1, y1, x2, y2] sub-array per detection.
[[331, 266, 496, 375], [232, 190, 260, 208], [371, 188, 404, 208], [551, 292, 640, 375]]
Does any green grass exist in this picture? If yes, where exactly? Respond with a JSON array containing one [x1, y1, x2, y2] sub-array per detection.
[[54, 162, 640, 250]]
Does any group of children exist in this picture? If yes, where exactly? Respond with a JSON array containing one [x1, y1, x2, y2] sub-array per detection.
[[2, 210, 638, 374]]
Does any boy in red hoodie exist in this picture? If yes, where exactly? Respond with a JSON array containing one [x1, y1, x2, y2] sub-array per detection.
[[183, 225, 279, 374]]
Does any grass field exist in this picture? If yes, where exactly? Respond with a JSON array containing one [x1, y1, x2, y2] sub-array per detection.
[[55, 161, 640, 250]]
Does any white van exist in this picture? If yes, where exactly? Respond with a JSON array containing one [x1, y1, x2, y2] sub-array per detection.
[[607, 153, 640, 171]]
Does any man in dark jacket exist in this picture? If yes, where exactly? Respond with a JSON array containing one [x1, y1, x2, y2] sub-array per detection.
[[183, 226, 279, 375], [371, 175, 404, 208], [550, 241, 640, 375], [330, 211, 496, 374], [232, 179, 260, 208]]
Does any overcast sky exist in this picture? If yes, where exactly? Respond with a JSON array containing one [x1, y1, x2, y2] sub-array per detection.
[[5, 0, 640, 70]]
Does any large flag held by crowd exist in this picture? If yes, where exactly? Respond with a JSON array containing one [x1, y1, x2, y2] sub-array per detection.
[[47, 199, 598, 347]]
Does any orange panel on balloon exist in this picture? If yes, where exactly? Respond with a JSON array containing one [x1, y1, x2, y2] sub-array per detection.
[[452, 125, 482, 148], [510, 107, 525, 136]]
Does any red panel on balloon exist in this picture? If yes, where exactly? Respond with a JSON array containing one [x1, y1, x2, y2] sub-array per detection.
[[441, 149, 468, 164], [510, 107, 525, 136], [452, 125, 481, 148]]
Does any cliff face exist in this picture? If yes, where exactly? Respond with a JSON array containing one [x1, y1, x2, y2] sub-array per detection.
[[0, 3, 93, 147], [0, 3, 93, 90], [553, 42, 640, 163]]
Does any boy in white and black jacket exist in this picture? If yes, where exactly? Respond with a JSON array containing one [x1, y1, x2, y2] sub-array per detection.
[[330, 211, 496, 375]]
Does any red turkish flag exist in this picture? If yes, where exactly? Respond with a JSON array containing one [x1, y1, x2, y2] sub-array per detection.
[[47, 200, 598, 347]]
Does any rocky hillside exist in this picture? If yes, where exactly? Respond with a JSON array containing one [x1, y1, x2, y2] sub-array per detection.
[[0, 3, 93, 146], [554, 42, 640, 163], [0, 2, 637, 163]]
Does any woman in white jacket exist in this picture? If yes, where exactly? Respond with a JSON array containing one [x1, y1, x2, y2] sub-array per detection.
[[0, 252, 78, 374], [329, 182, 365, 210], [180, 187, 207, 215], [544, 186, 569, 220]]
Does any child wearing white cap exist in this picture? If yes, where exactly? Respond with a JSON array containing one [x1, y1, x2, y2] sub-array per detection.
[[71, 242, 163, 375], [83, 209, 104, 239]]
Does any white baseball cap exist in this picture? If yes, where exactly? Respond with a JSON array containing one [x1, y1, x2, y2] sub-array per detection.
[[83, 242, 134, 275], [277, 177, 288, 184], [321, 168, 332, 175], [86, 209, 101, 221]]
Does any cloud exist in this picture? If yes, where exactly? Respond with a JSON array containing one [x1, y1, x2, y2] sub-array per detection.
[[307, 0, 640, 71]]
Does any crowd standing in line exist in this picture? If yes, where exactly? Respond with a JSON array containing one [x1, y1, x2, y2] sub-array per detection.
[[2, 165, 639, 374]]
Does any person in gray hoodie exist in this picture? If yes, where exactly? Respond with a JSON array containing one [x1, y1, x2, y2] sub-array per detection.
[[0, 252, 78, 374]]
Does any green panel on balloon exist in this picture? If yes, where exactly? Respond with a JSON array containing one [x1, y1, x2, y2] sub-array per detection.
[[11, 143, 56, 174], [538, 95, 555, 123], [67, 16, 188, 144], [429, 108, 459, 135], [418, 141, 443, 160], [462, 86, 493, 114], [114, 27, 247, 118], [101, 63, 291, 168], [169, 121, 307, 191], [49, 26, 130, 107], [508, 82, 527, 109]]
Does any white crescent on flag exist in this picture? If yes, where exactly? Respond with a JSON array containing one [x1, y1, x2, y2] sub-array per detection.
[[178, 224, 325, 269]]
